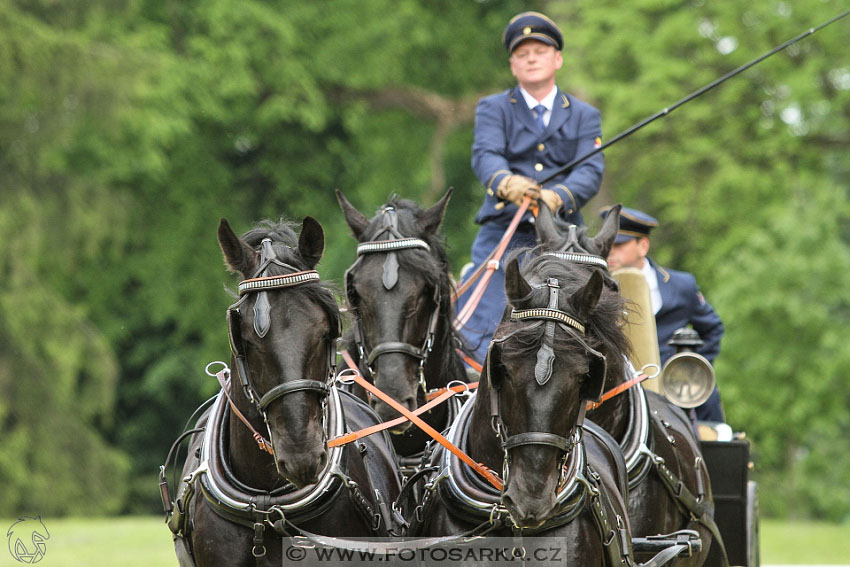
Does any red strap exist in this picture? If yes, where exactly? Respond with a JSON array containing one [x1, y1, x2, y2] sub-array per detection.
[[329, 387, 457, 447], [453, 196, 533, 330], [425, 381, 479, 402], [214, 370, 274, 455], [586, 373, 649, 411], [337, 352, 502, 490], [455, 348, 483, 373], [450, 247, 497, 302]]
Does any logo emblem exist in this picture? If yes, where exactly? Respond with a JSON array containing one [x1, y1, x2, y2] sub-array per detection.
[[7, 516, 49, 564]]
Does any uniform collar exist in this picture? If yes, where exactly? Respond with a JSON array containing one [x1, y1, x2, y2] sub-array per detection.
[[518, 85, 558, 112]]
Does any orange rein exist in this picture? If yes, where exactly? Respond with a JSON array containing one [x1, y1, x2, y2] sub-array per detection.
[[586, 372, 651, 411], [452, 196, 535, 330], [329, 352, 649, 492], [213, 368, 275, 455], [333, 351, 502, 490]]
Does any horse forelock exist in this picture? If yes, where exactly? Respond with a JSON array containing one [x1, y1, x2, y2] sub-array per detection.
[[238, 218, 341, 338], [500, 253, 629, 375]]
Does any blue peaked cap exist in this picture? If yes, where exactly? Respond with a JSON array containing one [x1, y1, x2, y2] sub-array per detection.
[[503, 12, 564, 53], [599, 206, 659, 244]]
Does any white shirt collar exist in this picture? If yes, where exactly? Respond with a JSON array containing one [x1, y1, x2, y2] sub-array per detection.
[[519, 86, 558, 126], [641, 259, 663, 315]]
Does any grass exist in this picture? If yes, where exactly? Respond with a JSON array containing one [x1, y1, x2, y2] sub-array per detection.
[[760, 518, 850, 565], [1, 516, 174, 567], [2, 516, 849, 566]]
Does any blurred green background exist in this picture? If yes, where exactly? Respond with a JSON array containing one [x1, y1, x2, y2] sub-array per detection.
[[1, 0, 849, 529]]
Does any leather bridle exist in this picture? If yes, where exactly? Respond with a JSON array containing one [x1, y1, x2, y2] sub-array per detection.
[[226, 238, 339, 428], [541, 223, 619, 292], [485, 277, 607, 488], [344, 207, 440, 392]]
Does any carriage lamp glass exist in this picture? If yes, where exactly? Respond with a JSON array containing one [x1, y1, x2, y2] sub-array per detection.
[[659, 352, 715, 408]]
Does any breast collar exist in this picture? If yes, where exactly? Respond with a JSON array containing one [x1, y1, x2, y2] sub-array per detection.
[[432, 393, 589, 533], [190, 386, 348, 524]]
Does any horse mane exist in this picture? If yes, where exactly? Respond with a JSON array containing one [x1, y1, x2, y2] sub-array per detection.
[[361, 196, 463, 380], [240, 218, 341, 339], [498, 252, 630, 378]]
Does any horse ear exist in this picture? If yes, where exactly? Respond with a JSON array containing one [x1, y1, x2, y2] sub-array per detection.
[[298, 216, 325, 268], [417, 188, 453, 235], [568, 269, 604, 321], [218, 218, 259, 277], [590, 203, 621, 258], [504, 258, 532, 306], [336, 189, 369, 240], [534, 200, 561, 249]]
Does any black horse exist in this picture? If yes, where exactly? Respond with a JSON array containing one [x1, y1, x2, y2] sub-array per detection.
[[336, 190, 469, 466], [535, 202, 723, 566], [167, 218, 402, 566], [413, 255, 635, 566]]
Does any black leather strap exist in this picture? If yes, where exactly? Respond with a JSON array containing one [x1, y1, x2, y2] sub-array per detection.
[[501, 432, 572, 453], [259, 380, 329, 410], [366, 341, 425, 365]]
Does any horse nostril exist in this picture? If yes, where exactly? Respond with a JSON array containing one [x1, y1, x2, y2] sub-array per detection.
[[402, 396, 417, 411]]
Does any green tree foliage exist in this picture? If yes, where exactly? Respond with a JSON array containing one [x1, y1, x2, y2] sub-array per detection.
[[1, 0, 848, 520], [565, 0, 850, 519]]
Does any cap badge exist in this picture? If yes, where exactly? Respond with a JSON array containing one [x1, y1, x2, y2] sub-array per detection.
[[523, 26, 532, 35]]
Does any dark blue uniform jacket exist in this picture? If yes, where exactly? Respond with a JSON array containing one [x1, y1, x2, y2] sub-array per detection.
[[471, 86, 604, 226], [652, 260, 724, 365]]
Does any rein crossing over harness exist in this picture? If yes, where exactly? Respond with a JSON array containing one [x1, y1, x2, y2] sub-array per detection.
[[165, 240, 397, 563], [345, 207, 441, 394]]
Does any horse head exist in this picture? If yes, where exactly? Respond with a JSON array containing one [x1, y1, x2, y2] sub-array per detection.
[[218, 217, 340, 487], [337, 189, 452, 429], [489, 255, 625, 528]]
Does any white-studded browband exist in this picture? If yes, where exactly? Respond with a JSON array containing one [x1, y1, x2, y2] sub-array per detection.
[[544, 252, 608, 270], [238, 270, 321, 295], [357, 238, 430, 255], [510, 308, 586, 334]]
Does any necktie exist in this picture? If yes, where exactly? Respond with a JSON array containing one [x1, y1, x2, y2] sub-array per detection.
[[533, 104, 547, 131]]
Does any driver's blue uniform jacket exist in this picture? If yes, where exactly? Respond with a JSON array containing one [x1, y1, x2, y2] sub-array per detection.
[[456, 86, 604, 363]]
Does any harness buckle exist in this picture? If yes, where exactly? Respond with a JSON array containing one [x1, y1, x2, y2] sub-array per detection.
[[489, 504, 508, 525], [252, 522, 267, 558]]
